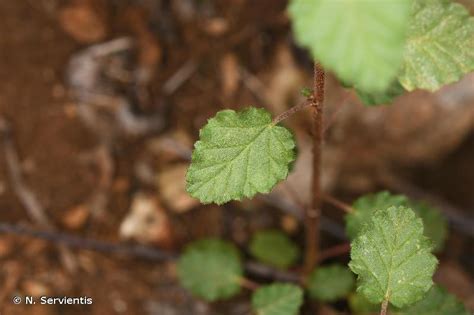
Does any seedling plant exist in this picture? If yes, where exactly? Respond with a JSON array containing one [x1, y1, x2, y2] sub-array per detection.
[[179, 0, 474, 314]]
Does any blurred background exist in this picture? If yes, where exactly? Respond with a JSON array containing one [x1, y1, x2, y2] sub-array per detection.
[[0, 0, 473, 314]]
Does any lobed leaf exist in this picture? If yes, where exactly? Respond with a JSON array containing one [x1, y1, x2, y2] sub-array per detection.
[[307, 264, 355, 302], [252, 283, 303, 315], [349, 206, 438, 308], [345, 191, 408, 240], [289, 0, 411, 93], [399, 0, 474, 91], [177, 239, 243, 301], [186, 108, 296, 205], [345, 191, 448, 251]]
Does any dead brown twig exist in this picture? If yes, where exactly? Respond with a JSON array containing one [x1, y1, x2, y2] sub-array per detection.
[[0, 117, 78, 273]]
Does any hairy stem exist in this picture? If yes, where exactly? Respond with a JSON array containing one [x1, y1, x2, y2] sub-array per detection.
[[380, 299, 389, 315], [304, 62, 325, 273], [272, 99, 312, 125]]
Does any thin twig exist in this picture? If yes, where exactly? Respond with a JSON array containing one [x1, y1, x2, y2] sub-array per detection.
[[244, 261, 300, 283], [239, 277, 260, 291], [0, 222, 177, 261], [0, 117, 78, 272], [272, 99, 312, 125], [304, 62, 325, 273], [378, 170, 474, 237], [317, 243, 350, 262], [0, 222, 305, 283], [322, 193, 353, 213], [0, 118, 51, 228]]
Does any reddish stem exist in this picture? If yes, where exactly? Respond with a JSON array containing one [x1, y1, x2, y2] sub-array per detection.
[[318, 243, 351, 262], [322, 193, 353, 213], [304, 62, 325, 273]]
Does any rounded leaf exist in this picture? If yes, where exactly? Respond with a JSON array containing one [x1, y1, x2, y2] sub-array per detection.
[[289, 0, 411, 93], [349, 206, 438, 308], [177, 239, 243, 301], [345, 191, 408, 239], [399, 0, 474, 91], [186, 108, 296, 205], [252, 283, 303, 315], [307, 264, 355, 302], [249, 230, 300, 269]]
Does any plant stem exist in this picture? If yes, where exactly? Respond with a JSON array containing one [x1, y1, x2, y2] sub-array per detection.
[[380, 299, 389, 315], [322, 193, 353, 213], [272, 99, 312, 125], [304, 62, 325, 273], [318, 243, 350, 262], [239, 277, 260, 291]]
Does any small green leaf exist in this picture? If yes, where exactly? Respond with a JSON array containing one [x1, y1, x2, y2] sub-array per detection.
[[409, 201, 447, 252], [300, 87, 312, 97], [252, 283, 303, 315], [307, 264, 355, 302], [345, 191, 449, 251], [177, 239, 243, 301], [249, 230, 300, 269], [289, 0, 411, 93], [399, 0, 474, 91], [349, 206, 438, 308], [186, 108, 296, 205], [398, 285, 469, 315], [356, 81, 406, 106], [345, 191, 408, 240]]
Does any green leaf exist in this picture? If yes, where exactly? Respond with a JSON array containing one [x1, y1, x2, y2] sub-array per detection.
[[249, 230, 300, 269], [307, 264, 355, 302], [177, 239, 243, 301], [252, 283, 303, 315], [409, 201, 447, 252], [356, 81, 406, 106], [186, 108, 296, 205], [289, 0, 411, 93], [349, 206, 438, 308], [398, 285, 469, 315], [345, 191, 408, 240], [399, 0, 474, 91]]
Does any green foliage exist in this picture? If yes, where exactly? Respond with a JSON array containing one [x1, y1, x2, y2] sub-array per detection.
[[397, 285, 469, 315], [345, 191, 448, 251], [307, 264, 355, 302], [409, 201, 448, 252], [249, 230, 300, 269], [300, 87, 312, 97], [345, 191, 408, 240], [356, 81, 405, 106], [177, 239, 243, 301], [289, 0, 410, 93], [186, 108, 296, 205], [251, 283, 303, 315], [349, 206, 438, 308], [399, 0, 474, 91]]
